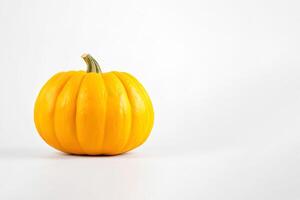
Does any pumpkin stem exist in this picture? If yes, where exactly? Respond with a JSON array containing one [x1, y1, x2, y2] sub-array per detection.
[[81, 53, 102, 73]]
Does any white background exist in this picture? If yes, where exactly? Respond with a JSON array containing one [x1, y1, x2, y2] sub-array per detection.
[[0, 0, 300, 199]]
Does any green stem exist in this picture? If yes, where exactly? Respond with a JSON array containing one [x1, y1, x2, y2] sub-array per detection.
[[81, 53, 102, 73]]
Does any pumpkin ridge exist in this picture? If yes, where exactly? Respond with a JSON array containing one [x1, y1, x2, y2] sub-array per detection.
[[117, 73, 144, 151], [112, 72, 134, 153], [123, 73, 154, 149], [34, 72, 64, 149], [73, 73, 87, 154], [98, 73, 108, 154], [76, 73, 107, 154], [52, 72, 75, 152], [103, 72, 132, 154]]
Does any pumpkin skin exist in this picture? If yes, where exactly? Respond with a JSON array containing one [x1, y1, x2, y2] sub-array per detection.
[[34, 54, 154, 155]]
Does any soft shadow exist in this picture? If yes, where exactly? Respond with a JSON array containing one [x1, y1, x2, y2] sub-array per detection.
[[0, 144, 208, 160], [0, 147, 139, 160], [57, 151, 136, 159]]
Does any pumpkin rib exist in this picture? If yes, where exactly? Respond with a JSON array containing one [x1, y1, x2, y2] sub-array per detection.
[[123, 73, 154, 149], [34, 72, 65, 150], [34, 72, 59, 143], [72, 72, 87, 154], [111, 72, 132, 154], [112, 72, 132, 152], [98, 73, 108, 154], [103, 72, 131, 155], [100, 73, 112, 154], [116, 72, 154, 152], [75, 74, 90, 154], [52, 72, 75, 153], [54, 72, 86, 154], [118, 72, 137, 152], [76, 73, 107, 154], [119, 72, 150, 151]]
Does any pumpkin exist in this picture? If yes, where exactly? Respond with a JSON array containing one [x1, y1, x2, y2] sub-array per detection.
[[34, 54, 154, 155]]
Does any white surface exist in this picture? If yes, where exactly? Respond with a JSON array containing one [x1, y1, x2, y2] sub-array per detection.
[[1, 141, 300, 200], [0, 0, 300, 199]]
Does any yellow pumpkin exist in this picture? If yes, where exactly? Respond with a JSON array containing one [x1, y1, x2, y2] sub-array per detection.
[[34, 54, 154, 155]]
